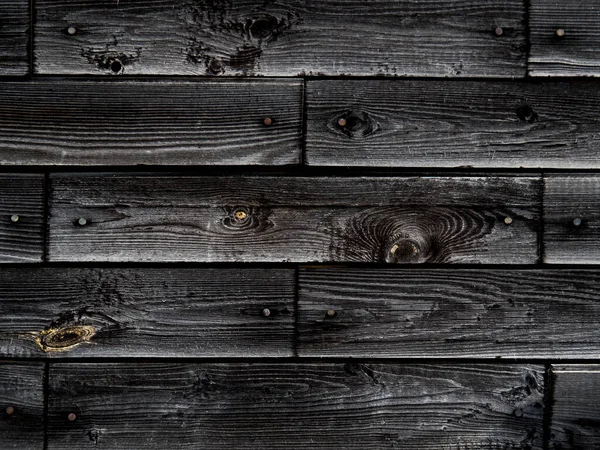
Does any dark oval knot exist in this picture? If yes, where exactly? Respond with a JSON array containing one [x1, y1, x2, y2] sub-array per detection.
[[516, 104, 538, 123], [387, 238, 422, 263], [334, 111, 380, 138], [250, 16, 276, 40]]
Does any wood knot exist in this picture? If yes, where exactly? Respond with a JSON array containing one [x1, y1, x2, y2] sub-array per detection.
[[35, 325, 96, 352], [516, 104, 538, 123], [250, 16, 277, 40], [334, 111, 379, 138]]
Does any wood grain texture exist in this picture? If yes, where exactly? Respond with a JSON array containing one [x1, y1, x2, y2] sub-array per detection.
[[0, 175, 45, 262], [0, 268, 295, 357], [530, 0, 600, 76], [0, 80, 302, 165], [35, 0, 526, 77], [48, 175, 541, 263], [47, 363, 544, 449], [0, 1, 29, 75], [550, 365, 600, 449], [299, 268, 600, 358], [0, 362, 45, 450], [544, 175, 600, 264], [307, 80, 600, 168]]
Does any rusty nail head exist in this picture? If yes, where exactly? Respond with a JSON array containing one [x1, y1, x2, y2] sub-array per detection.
[[263, 117, 273, 126], [67, 26, 77, 35], [234, 210, 247, 221], [326, 309, 336, 318], [495, 27, 503, 36], [67, 412, 77, 421], [10, 215, 19, 223], [556, 28, 565, 37], [337, 118, 347, 127], [78, 217, 87, 226], [504, 217, 513, 225], [262, 308, 271, 317], [573, 217, 582, 226], [5, 406, 15, 415]]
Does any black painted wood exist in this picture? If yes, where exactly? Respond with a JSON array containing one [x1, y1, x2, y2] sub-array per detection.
[[0, 268, 295, 358], [0, 175, 45, 262], [0, 1, 29, 75], [299, 268, 600, 358], [0, 362, 45, 450], [550, 365, 600, 449], [47, 363, 544, 449], [35, 0, 526, 77], [0, 80, 302, 166], [48, 175, 541, 263], [306, 80, 600, 168], [530, 0, 600, 76], [544, 175, 600, 264]]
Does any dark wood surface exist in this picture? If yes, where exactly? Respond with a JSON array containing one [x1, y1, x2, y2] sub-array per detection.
[[550, 365, 600, 449], [0, 362, 45, 450], [0, 268, 295, 358], [48, 175, 541, 263], [35, 0, 526, 77], [306, 80, 600, 168], [530, 0, 600, 76], [47, 363, 544, 449], [544, 175, 600, 264], [0, 80, 302, 166], [299, 268, 600, 358], [0, 175, 45, 262], [0, 1, 29, 75]]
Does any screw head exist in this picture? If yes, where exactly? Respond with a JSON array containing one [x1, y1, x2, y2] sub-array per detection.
[[326, 309, 336, 318], [556, 28, 565, 38], [67, 412, 77, 421], [263, 117, 273, 126], [573, 217, 582, 226], [234, 210, 247, 221], [10, 214, 19, 223], [67, 26, 77, 35], [495, 27, 504, 36], [337, 118, 347, 127], [262, 308, 271, 317], [5, 406, 15, 415], [504, 217, 513, 225], [78, 217, 87, 226]]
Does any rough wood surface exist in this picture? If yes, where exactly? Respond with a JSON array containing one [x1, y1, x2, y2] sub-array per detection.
[[544, 175, 600, 264], [530, 0, 600, 76], [47, 363, 544, 449], [299, 268, 600, 358], [35, 0, 526, 77], [0, 268, 295, 358], [306, 80, 600, 168], [0, 1, 29, 75], [0, 80, 302, 166], [0, 362, 45, 450], [48, 175, 541, 263], [550, 365, 600, 449], [0, 175, 45, 262]]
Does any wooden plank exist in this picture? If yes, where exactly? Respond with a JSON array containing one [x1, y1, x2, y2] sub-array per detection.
[[0, 175, 45, 262], [47, 363, 544, 449], [530, 0, 600, 76], [0, 1, 29, 75], [35, 0, 526, 77], [299, 268, 600, 358], [550, 365, 600, 449], [0, 267, 295, 357], [0, 362, 45, 450], [544, 175, 600, 264], [306, 80, 600, 168], [48, 175, 541, 263], [0, 80, 302, 166]]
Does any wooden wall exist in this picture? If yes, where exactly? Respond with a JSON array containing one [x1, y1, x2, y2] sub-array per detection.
[[2, 0, 600, 448]]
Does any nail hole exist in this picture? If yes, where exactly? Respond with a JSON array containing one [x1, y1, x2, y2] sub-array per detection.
[[10, 215, 19, 223], [516, 104, 538, 123], [208, 58, 224, 75], [110, 60, 123, 74]]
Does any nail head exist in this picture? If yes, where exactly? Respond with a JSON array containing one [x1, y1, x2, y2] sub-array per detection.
[[513, 408, 523, 418], [263, 117, 273, 126], [495, 27, 503, 36], [67, 26, 77, 35], [67, 413, 77, 421], [556, 28, 565, 38], [78, 217, 87, 226], [10, 214, 19, 223], [573, 217, 582, 226], [262, 308, 271, 317], [504, 217, 513, 225], [5, 406, 14, 415], [326, 309, 336, 318], [234, 210, 247, 221], [337, 118, 347, 127]]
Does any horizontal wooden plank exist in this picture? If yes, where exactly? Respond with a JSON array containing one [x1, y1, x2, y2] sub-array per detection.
[[0, 268, 295, 358], [299, 268, 600, 358], [530, 0, 600, 76], [306, 80, 600, 168], [35, 0, 525, 77], [48, 363, 544, 449], [550, 365, 600, 449], [48, 175, 541, 263], [544, 175, 600, 263], [0, 362, 45, 450], [0, 175, 45, 262], [0, 1, 29, 75], [0, 80, 302, 166]]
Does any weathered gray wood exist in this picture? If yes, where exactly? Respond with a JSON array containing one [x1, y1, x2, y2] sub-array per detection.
[[299, 268, 600, 358], [544, 175, 600, 264], [0, 80, 302, 165], [0, 1, 29, 75], [550, 365, 600, 449], [0, 175, 45, 262], [307, 80, 600, 168], [530, 0, 600, 76], [0, 362, 45, 450], [48, 175, 540, 263], [35, 0, 526, 77], [0, 268, 295, 357], [47, 363, 544, 449]]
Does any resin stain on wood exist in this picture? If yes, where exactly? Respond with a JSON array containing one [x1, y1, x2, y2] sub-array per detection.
[[0, 1, 29, 75], [47, 175, 541, 263]]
